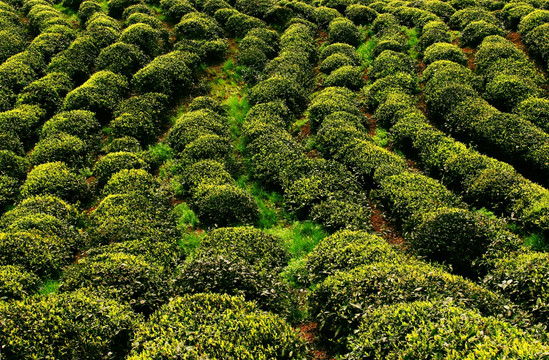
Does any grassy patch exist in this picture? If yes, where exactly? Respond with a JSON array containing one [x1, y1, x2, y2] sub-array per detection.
[[373, 126, 389, 148], [174, 202, 200, 230], [403, 27, 420, 59], [266, 221, 328, 259], [39, 279, 59, 295], [178, 231, 206, 256], [525, 233, 547, 251], [357, 38, 376, 69], [225, 94, 249, 139]]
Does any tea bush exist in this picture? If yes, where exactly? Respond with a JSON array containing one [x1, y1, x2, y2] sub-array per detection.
[[328, 17, 361, 46], [128, 293, 307, 359], [29, 133, 89, 168], [41, 110, 100, 142], [0, 288, 137, 359], [17, 72, 74, 116], [96, 42, 149, 78], [0, 265, 39, 300], [324, 65, 363, 90], [92, 151, 147, 186], [21, 162, 88, 202]]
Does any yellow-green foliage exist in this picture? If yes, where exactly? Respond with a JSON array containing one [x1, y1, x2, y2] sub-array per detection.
[[93, 151, 147, 186], [128, 293, 307, 359], [0, 265, 39, 300], [29, 133, 89, 168], [21, 162, 88, 202], [0, 288, 137, 359], [306, 230, 399, 284], [346, 300, 549, 359]]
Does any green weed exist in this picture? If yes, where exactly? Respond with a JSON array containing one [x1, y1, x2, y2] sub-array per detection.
[[39, 279, 59, 295], [178, 231, 205, 256], [236, 176, 288, 229], [373, 126, 389, 148], [525, 233, 547, 251], [403, 27, 420, 59], [266, 221, 327, 259], [174, 202, 200, 230], [357, 39, 376, 69]]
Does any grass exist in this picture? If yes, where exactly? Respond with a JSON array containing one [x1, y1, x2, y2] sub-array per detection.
[[357, 38, 376, 69], [39, 279, 59, 295], [236, 175, 289, 229], [225, 94, 249, 139], [525, 233, 547, 251], [266, 221, 328, 259], [403, 27, 420, 59], [178, 231, 206, 256], [173, 202, 200, 230], [373, 126, 389, 148]]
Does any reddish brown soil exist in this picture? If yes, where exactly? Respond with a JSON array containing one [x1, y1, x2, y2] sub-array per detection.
[[364, 112, 376, 137], [306, 149, 320, 159], [298, 322, 334, 360], [317, 30, 329, 46], [369, 202, 406, 249], [462, 47, 476, 70], [506, 31, 527, 52]]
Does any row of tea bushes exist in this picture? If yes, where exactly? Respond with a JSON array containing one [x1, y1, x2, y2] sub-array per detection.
[[0, 0, 28, 64], [304, 230, 544, 356]]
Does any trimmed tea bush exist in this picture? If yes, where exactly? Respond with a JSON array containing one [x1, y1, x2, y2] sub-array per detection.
[[119, 23, 165, 58], [423, 42, 467, 66], [92, 151, 147, 186], [306, 230, 398, 284], [21, 162, 88, 202], [132, 50, 195, 98], [0, 265, 39, 300], [128, 293, 307, 359], [248, 75, 308, 115], [96, 42, 149, 78], [41, 110, 100, 142], [191, 183, 259, 227], [0, 150, 28, 179], [328, 17, 361, 46], [369, 50, 416, 80], [102, 168, 160, 197], [0, 230, 76, 277], [485, 74, 540, 112], [345, 4, 377, 25], [461, 20, 506, 48], [174, 11, 221, 40], [0, 288, 137, 359], [59, 252, 172, 313], [167, 109, 228, 153], [514, 97, 549, 133], [324, 65, 363, 90], [29, 133, 89, 168], [17, 72, 73, 116]]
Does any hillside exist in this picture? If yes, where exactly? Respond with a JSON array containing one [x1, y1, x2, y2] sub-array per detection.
[[1, 0, 549, 358]]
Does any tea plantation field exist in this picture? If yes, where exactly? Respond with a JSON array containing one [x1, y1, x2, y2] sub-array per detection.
[[1, 0, 549, 358]]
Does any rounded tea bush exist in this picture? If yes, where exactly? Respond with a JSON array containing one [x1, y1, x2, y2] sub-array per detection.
[[177, 248, 296, 316], [199, 226, 289, 270], [41, 110, 100, 142], [0, 194, 85, 228], [369, 50, 416, 80], [96, 42, 148, 78], [21, 162, 88, 202], [0, 230, 76, 277], [320, 53, 356, 74], [324, 65, 364, 90], [485, 74, 540, 112], [320, 42, 359, 62], [328, 17, 361, 46], [59, 252, 173, 313], [179, 134, 232, 166], [174, 12, 221, 41], [16, 72, 73, 117], [0, 150, 28, 179], [308, 260, 515, 344], [423, 42, 467, 66], [306, 230, 398, 284], [0, 288, 137, 359], [484, 251, 549, 324], [345, 300, 549, 360], [0, 265, 39, 300], [181, 159, 235, 190], [248, 75, 308, 115], [92, 151, 147, 187], [461, 20, 506, 48], [127, 293, 306, 360], [103, 136, 142, 154], [345, 4, 378, 25], [29, 133, 89, 168], [191, 184, 259, 227], [102, 169, 159, 197], [514, 97, 549, 132], [167, 109, 228, 153], [119, 23, 164, 58], [6, 213, 85, 247]]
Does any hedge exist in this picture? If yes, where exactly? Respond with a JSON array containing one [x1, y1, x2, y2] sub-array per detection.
[[320, 53, 357, 74], [0, 265, 39, 300], [128, 293, 307, 359], [47, 35, 101, 84], [21, 161, 88, 202], [59, 252, 173, 314], [0, 104, 47, 150], [320, 42, 359, 62], [448, 7, 498, 30], [180, 159, 235, 191], [306, 230, 398, 284], [132, 50, 196, 98], [484, 74, 540, 112], [225, 12, 266, 37], [502, 2, 535, 30], [190, 183, 259, 227], [103, 136, 142, 153], [461, 20, 506, 48], [0, 289, 137, 359]]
